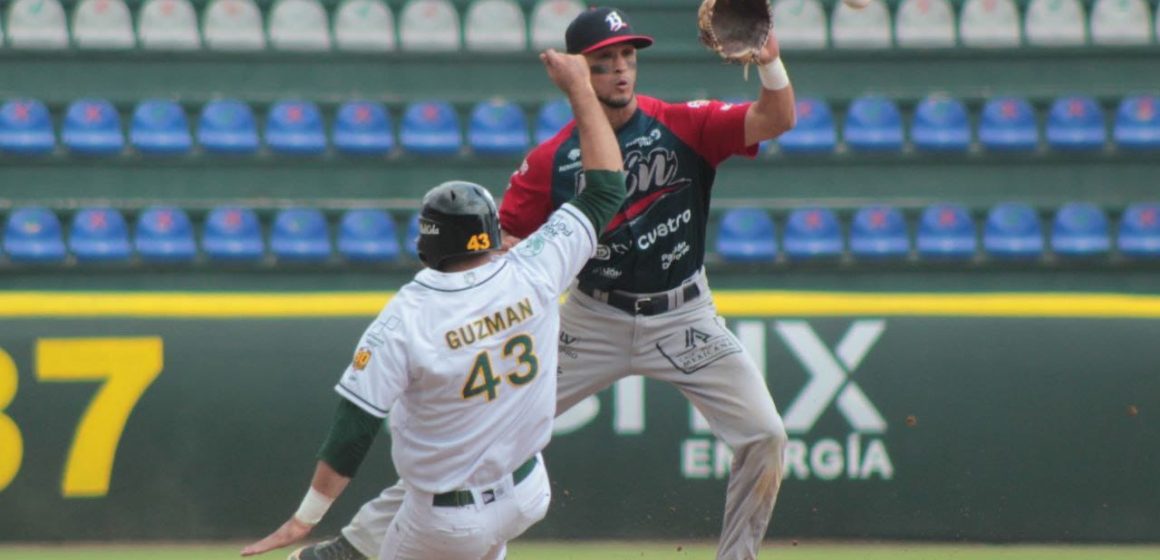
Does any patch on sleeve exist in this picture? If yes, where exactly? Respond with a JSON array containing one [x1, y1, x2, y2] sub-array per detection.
[[517, 234, 547, 257], [353, 348, 372, 371]]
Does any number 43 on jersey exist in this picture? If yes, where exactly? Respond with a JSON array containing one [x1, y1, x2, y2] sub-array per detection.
[[462, 334, 537, 402]]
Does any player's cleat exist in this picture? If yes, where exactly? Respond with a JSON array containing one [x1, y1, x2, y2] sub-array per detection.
[[288, 536, 367, 560]]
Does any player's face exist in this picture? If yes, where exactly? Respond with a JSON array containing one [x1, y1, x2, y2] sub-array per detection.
[[584, 44, 638, 110]]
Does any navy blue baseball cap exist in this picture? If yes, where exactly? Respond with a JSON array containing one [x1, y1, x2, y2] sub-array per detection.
[[565, 7, 654, 55]]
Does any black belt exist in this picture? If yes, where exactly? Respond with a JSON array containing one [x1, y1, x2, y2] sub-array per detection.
[[578, 282, 701, 316], [432, 456, 538, 507]]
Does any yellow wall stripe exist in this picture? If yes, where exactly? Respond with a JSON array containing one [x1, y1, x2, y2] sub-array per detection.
[[1, 291, 1159, 319]]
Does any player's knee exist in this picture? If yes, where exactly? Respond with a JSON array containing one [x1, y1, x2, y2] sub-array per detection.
[[755, 416, 788, 469]]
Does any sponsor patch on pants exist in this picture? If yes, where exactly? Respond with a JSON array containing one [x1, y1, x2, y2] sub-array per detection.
[[656, 324, 741, 374]]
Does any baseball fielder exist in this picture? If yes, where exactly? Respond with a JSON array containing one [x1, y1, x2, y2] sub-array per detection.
[[240, 49, 627, 560], [291, 6, 796, 560]]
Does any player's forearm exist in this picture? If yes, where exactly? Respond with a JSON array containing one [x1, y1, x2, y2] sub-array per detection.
[[745, 63, 796, 146], [569, 86, 622, 173], [316, 398, 382, 477], [570, 170, 626, 233]]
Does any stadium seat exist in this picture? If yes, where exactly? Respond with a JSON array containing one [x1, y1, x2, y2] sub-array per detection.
[[465, 0, 526, 51], [271, 208, 332, 262], [1091, 0, 1152, 45], [783, 207, 843, 259], [1046, 95, 1106, 151], [831, 0, 893, 49], [5, 0, 69, 49], [844, 95, 904, 152], [400, 101, 462, 156], [269, 0, 332, 51], [983, 203, 1044, 260], [771, 0, 828, 49], [535, 98, 573, 144], [334, 101, 394, 155], [895, 0, 956, 48], [917, 203, 977, 260], [62, 98, 124, 155], [2, 207, 67, 263], [266, 100, 327, 155], [1025, 0, 1087, 46], [72, 0, 136, 49], [1113, 95, 1160, 151], [1118, 202, 1160, 258], [399, 0, 460, 51], [334, 0, 396, 51], [130, 99, 193, 155], [469, 99, 529, 156], [911, 95, 971, 153], [135, 206, 197, 262], [405, 211, 421, 259], [716, 208, 777, 262], [338, 209, 400, 262], [203, 0, 266, 50], [959, 0, 1021, 47], [979, 96, 1039, 152], [850, 205, 909, 259], [0, 99, 56, 155], [530, 0, 583, 50], [138, 0, 202, 50], [69, 207, 132, 262], [1051, 202, 1111, 257], [777, 97, 836, 154], [198, 99, 260, 155], [202, 206, 264, 261]]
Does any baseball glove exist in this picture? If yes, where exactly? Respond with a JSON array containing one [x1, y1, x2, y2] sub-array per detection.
[[697, 0, 772, 65]]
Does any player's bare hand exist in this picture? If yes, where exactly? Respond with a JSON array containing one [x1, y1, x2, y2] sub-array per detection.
[[754, 28, 781, 65], [540, 49, 592, 97], [240, 517, 314, 557]]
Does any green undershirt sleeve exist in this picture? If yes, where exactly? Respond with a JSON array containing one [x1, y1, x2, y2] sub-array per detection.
[[569, 170, 627, 235], [316, 398, 382, 478]]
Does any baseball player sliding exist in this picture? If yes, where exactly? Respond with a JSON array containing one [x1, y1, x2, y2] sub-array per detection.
[[240, 48, 627, 560], [288, 5, 797, 560]]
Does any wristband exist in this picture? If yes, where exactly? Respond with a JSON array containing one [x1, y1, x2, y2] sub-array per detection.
[[293, 487, 334, 525], [758, 58, 790, 91]]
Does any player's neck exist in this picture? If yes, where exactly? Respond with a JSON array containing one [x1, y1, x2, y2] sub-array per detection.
[[603, 97, 638, 131], [439, 254, 494, 273]]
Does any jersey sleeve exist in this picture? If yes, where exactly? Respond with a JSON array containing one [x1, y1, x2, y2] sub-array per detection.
[[498, 145, 557, 239], [506, 203, 596, 297], [334, 301, 411, 419], [667, 100, 758, 167]]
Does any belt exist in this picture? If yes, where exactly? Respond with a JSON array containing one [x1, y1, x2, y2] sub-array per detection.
[[432, 456, 538, 508], [578, 282, 702, 316]]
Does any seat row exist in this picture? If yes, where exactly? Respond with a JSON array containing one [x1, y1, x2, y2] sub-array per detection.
[[716, 202, 1160, 262], [3, 202, 1159, 266]]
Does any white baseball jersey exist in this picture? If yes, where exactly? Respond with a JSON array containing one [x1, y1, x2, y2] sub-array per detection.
[[336, 203, 596, 494]]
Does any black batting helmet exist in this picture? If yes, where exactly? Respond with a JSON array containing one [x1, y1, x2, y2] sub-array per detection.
[[417, 181, 502, 269]]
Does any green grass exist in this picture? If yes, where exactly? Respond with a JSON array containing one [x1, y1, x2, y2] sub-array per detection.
[[1, 542, 1158, 560]]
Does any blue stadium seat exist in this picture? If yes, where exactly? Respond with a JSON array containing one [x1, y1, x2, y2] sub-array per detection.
[[468, 99, 529, 156], [198, 100, 260, 155], [400, 100, 461, 156], [0, 99, 55, 155], [850, 205, 910, 259], [406, 211, 421, 259], [1113, 95, 1160, 151], [1051, 202, 1111, 257], [716, 208, 776, 262], [783, 207, 843, 259], [62, 98, 124, 155], [983, 203, 1044, 259], [979, 97, 1039, 152], [844, 95, 904, 152], [130, 99, 192, 155], [916, 203, 977, 260], [911, 95, 971, 152], [271, 208, 331, 262], [135, 206, 197, 263], [1046, 95, 1106, 151], [69, 207, 132, 262], [338, 209, 400, 262], [202, 206, 265, 261], [1118, 202, 1160, 258], [535, 98, 572, 144], [3, 207, 67, 263], [333, 101, 394, 156], [778, 97, 836, 154], [266, 100, 327, 155]]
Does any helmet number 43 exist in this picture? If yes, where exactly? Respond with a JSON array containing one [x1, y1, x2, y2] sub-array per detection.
[[466, 233, 492, 251]]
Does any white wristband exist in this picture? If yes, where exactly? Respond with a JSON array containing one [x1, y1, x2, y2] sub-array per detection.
[[758, 58, 790, 91], [293, 487, 334, 525]]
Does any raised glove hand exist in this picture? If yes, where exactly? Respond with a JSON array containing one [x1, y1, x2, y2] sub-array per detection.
[[698, 0, 774, 65]]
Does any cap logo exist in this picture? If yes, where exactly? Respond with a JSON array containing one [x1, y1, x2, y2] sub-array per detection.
[[605, 11, 627, 32]]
